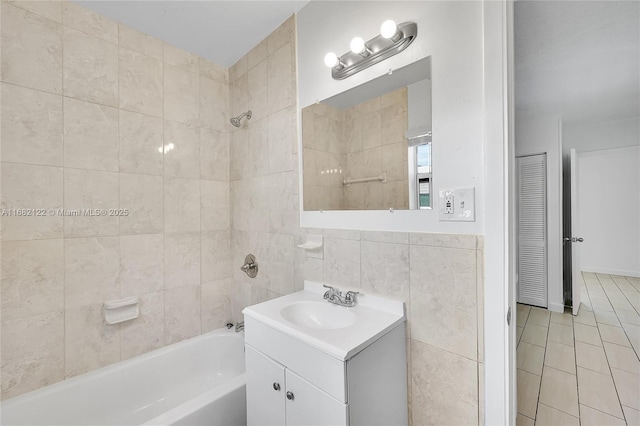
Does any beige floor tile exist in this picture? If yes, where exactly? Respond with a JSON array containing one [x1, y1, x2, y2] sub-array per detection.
[[595, 309, 622, 327], [577, 366, 624, 418], [603, 342, 640, 375], [579, 404, 626, 426], [521, 323, 548, 348], [517, 369, 541, 420], [544, 341, 576, 374], [535, 403, 579, 426], [575, 341, 610, 375], [574, 309, 597, 327], [528, 308, 551, 327], [517, 326, 524, 345], [574, 323, 602, 347], [548, 322, 574, 347], [517, 342, 545, 376], [611, 368, 640, 410], [621, 322, 640, 354], [623, 405, 640, 426], [588, 288, 608, 300], [599, 323, 631, 347], [516, 414, 534, 426], [539, 366, 579, 417], [615, 309, 640, 326], [550, 311, 573, 326], [611, 298, 635, 312], [517, 304, 531, 327], [592, 298, 615, 312]]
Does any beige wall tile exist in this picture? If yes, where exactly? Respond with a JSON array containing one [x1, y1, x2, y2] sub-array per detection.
[[200, 128, 230, 181], [1, 3, 62, 94], [229, 54, 247, 83], [247, 39, 267, 70], [119, 24, 163, 60], [580, 404, 626, 426], [410, 245, 477, 360], [6, 0, 62, 23], [1, 239, 64, 321], [119, 48, 163, 118], [1, 83, 63, 166], [1, 163, 63, 241], [120, 292, 165, 360], [361, 241, 409, 300], [361, 230, 409, 244], [164, 121, 201, 179], [65, 304, 120, 378], [323, 237, 361, 288], [119, 234, 164, 297], [63, 97, 119, 171], [230, 73, 248, 118], [1, 311, 64, 399], [163, 43, 199, 74], [539, 367, 579, 417], [536, 403, 579, 426], [199, 58, 228, 84], [201, 180, 230, 232], [64, 237, 119, 308], [411, 340, 478, 425], [200, 76, 229, 131], [164, 65, 199, 126], [165, 284, 201, 344], [119, 110, 164, 176], [267, 43, 292, 114], [268, 172, 297, 233], [247, 118, 269, 177], [267, 17, 292, 55], [202, 279, 231, 332], [164, 177, 200, 233], [268, 107, 295, 173], [63, 168, 119, 237], [201, 230, 231, 282], [63, 27, 118, 107], [62, 2, 117, 43], [247, 60, 268, 121], [119, 173, 163, 235], [410, 232, 477, 250], [577, 366, 624, 418], [164, 232, 200, 289]]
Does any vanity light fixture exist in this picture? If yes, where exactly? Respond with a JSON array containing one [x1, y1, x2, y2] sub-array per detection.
[[324, 20, 417, 80]]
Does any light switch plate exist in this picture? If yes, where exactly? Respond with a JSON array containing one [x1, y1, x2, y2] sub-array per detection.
[[438, 187, 475, 221]]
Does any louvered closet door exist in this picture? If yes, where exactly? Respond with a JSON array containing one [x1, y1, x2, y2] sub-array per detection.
[[517, 154, 547, 308]]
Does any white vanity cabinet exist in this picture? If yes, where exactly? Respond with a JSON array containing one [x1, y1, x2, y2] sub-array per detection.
[[246, 345, 348, 426], [243, 281, 408, 426]]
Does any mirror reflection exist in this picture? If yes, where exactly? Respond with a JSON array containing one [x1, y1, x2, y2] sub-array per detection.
[[302, 57, 432, 211]]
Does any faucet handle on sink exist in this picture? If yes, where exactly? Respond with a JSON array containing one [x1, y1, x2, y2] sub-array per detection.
[[323, 284, 339, 300], [344, 291, 359, 304]]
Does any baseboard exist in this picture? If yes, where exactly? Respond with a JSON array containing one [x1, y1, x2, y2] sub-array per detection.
[[580, 267, 640, 278], [548, 302, 565, 313]]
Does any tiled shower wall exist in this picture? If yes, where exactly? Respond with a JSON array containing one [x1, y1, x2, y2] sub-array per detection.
[[0, 1, 231, 398], [230, 17, 485, 426]]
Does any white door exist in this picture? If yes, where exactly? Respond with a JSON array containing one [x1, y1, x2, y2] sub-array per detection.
[[285, 369, 348, 426], [246, 345, 286, 426], [570, 149, 583, 315], [517, 154, 548, 307]]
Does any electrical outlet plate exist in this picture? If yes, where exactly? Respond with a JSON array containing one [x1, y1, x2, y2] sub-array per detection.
[[438, 187, 475, 221]]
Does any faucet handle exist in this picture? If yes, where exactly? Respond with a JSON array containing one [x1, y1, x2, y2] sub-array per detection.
[[323, 284, 338, 299], [345, 290, 359, 302]]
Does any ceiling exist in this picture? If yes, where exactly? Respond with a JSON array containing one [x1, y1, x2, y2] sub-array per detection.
[[75, 1, 308, 68], [515, 1, 639, 123]]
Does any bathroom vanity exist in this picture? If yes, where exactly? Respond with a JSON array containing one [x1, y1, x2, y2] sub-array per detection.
[[242, 281, 408, 426]]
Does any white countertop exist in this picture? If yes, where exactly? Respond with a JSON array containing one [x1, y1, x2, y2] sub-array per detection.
[[242, 281, 406, 360]]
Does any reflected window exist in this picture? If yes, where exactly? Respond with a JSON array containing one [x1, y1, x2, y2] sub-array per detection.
[[408, 138, 432, 209]]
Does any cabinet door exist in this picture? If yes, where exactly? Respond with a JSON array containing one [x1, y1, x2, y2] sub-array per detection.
[[246, 345, 286, 426], [285, 369, 348, 426]]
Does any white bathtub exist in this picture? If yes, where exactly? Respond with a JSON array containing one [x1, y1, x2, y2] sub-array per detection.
[[1, 328, 246, 426]]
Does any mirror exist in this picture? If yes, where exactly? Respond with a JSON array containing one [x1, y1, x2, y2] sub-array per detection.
[[302, 57, 432, 211]]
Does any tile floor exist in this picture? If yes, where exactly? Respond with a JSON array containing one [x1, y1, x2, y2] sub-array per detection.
[[516, 272, 640, 426]]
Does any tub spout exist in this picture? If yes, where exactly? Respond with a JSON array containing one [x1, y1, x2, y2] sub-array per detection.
[[235, 321, 244, 332]]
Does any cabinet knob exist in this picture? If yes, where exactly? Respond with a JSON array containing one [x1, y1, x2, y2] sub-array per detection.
[[286, 391, 294, 401], [273, 382, 281, 391]]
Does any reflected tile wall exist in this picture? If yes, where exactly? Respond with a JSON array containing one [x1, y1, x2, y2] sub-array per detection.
[[0, 1, 231, 399]]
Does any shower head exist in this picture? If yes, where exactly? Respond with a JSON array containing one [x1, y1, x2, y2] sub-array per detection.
[[230, 111, 252, 127]]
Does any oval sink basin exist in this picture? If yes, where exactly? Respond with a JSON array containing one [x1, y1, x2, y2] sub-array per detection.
[[281, 301, 357, 330]]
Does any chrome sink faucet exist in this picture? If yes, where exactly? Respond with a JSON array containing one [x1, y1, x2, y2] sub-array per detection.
[[323, 285, 359, 307]]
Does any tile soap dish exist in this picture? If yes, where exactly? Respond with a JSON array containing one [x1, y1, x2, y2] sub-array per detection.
[[104, 296, 139, 325], [297, 234, 323, 259]]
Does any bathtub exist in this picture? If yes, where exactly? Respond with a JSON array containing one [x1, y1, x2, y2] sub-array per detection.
[[1, 328, 246, 426]]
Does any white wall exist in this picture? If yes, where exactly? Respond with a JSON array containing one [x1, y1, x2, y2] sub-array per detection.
[[577, 146, 640, 277], [515, 115, 564, 312], [564, 116, 640, 154], [296, 1, 484, 234]]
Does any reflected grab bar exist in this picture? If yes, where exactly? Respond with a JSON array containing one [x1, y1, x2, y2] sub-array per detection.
[[343, 172, 386, 186]]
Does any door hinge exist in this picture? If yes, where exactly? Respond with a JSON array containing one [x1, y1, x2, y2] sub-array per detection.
[[507, 306, 512, 326]]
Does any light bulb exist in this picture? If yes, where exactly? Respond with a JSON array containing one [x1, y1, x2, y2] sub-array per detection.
[[380, 20, 398, 39], [324, 52, 339, 68], [350, 37, 365, 54]]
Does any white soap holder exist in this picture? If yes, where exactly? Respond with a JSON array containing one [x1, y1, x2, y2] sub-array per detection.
[[104, 296, 139, 325], [297, 235, 323, 259]]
